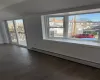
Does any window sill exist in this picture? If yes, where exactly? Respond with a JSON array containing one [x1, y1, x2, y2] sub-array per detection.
[[44, 38, 100, 48]]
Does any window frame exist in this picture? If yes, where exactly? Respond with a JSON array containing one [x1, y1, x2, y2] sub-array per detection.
[[43, 9, 100, 42], [46, 15, 66, 39]]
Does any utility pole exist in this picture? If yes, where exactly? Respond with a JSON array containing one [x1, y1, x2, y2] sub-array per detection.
[[72, 16, 76, 36]]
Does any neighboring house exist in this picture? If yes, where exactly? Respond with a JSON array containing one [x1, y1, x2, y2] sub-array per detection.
[[49, 18, 100, 37], [68, 20, 100, 37], [49, 18, 63, 27]]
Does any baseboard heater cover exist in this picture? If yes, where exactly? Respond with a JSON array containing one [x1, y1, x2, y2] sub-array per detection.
[[30, 47, 100, 69]]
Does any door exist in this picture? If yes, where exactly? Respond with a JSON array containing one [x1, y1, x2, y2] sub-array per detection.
[[7, 19, 27, 46], [7, 20, 18, 44], [14, 19, 27, 46]]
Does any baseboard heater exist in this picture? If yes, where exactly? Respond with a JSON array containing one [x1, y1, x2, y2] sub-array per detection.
[[30, 47, 100, 69]]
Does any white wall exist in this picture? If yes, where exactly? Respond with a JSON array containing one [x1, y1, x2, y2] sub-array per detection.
[[0, 22, 4, 44], [0, 22, 10, 44], [24, 15, 100, 64], [0, 32, 3, 44]]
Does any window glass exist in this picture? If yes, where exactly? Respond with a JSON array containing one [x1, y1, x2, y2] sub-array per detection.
[[7, 21, 17, 43], [49, 28, 63, 37], [49, 17, 64, 27], [68, 13, 100, 41], [48, 17, 64, 38]]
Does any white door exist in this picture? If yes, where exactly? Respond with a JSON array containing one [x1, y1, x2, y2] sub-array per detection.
[[7, 19, 27, 46]]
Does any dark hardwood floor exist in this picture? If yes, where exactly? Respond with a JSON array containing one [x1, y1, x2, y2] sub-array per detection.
[[0, 44, 100, 80]]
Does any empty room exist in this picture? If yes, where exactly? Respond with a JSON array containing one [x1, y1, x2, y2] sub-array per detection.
[[0, 0, 100, 80]]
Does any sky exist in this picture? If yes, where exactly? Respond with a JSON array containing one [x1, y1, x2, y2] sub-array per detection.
[[69, 13, 100, 21]]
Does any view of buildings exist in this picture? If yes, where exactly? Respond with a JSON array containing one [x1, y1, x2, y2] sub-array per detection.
[[49, 13, 100, 40], [49, 17, 64, 37]]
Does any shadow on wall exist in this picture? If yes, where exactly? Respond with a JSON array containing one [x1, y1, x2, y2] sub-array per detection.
[[0, 0, 100, 20]]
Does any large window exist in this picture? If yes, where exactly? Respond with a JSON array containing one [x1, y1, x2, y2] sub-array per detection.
[[42, 9, 100, 43]]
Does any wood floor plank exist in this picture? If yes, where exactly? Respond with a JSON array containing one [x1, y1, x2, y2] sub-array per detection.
[[0, 44, 100, 80]]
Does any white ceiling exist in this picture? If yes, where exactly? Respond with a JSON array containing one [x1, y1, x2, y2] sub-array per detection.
[[0, 0, 25, 10], [0, 0, 100, 20]]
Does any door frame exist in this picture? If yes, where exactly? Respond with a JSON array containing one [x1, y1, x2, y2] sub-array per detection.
[[6, 19, 27, 47], [6, 20, 18, 45]]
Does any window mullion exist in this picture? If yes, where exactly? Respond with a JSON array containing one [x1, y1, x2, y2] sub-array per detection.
[[45, 16, 49, 38], [64, 15, 68, 39]]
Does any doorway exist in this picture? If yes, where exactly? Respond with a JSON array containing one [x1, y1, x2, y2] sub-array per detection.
[[7, 19, 27, 46]]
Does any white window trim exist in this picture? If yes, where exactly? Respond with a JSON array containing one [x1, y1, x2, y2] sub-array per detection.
[[64, 15, 68, 38], [42, 8, 100, 46], [46, 15, 65, 39], [45, 38, 100, 48]]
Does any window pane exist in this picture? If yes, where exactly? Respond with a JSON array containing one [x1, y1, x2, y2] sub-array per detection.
[[49, 28, 63, 37], [49, 17, 64, 27], [14, 19, 27, 46], [7, 21, 17, 43], [68, 13, 100, 41]]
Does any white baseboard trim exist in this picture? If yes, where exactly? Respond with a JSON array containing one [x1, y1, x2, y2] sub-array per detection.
[[30, 47, 100, 69]]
